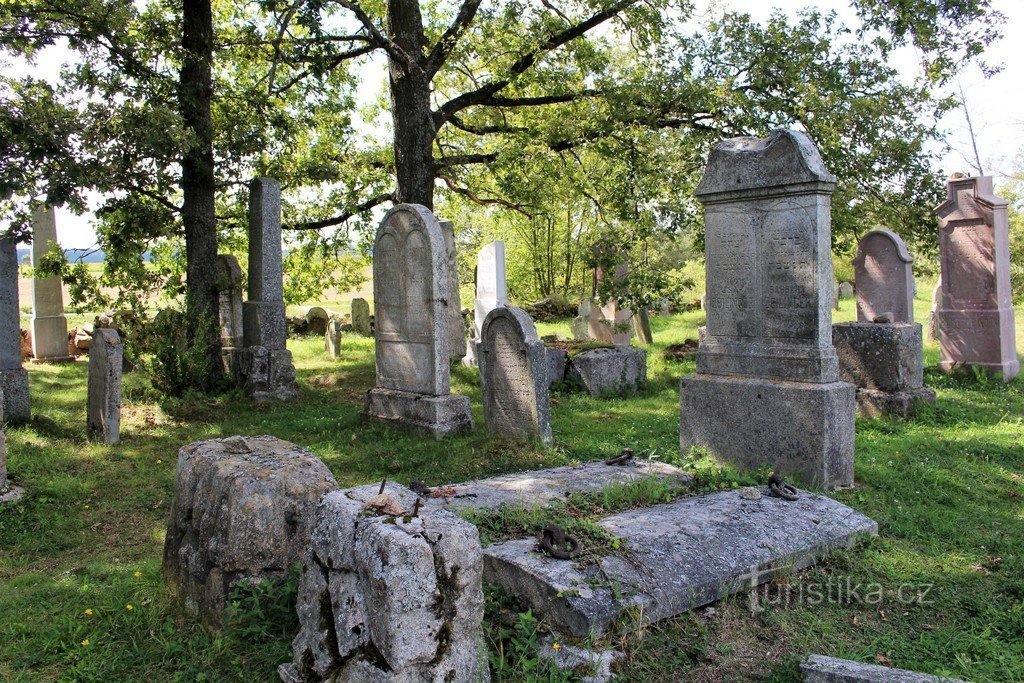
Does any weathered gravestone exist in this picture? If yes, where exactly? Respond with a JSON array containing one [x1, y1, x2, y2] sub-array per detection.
[[350, 297, 371, 336], [440, 219, 466, 361], [934, 174, 1019, 380], [363, 205, 473, 438], [801, 654, 966, 683], [279, 485, 488, 683], [163, 435, 338, 629], [240, 178, 298, 401], [633, 309, 654, 345], [0, 236, 30, 422], [679, 130, 855, 489], [324, 318, 343, 358], [853, 229, 915, 323], [925, 277, 941, 340], [594, 259, 634, 346], [0, 388, 23, 505], [216, 254, 244, 347], [87, 328, 123, 443], [465, 241, 507, 366], [569, 346, 647, 398], [478, 306, 552, 445], [572, 298, 614, 343], [29, 207, 71, 361], [304, 306, 329, 337], [838, 281, 855, 300]]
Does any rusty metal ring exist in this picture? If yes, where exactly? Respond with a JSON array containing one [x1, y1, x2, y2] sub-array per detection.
[[537, 525, 580, 560]]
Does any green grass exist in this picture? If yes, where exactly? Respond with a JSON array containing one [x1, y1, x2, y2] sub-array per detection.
[[1, 284, 1023, 681]]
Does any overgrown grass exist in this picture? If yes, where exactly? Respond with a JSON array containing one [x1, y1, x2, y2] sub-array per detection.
[[1, 285, 1022, 681]]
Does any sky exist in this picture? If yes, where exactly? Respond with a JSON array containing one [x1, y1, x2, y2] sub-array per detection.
[[18, 0, 1024, 249]]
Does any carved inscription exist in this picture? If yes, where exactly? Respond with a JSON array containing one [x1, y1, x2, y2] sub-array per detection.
[[483, 317, 539, 438], [944, 225, 995, 305]]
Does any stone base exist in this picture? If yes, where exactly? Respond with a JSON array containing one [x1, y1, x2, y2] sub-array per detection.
[[857, 387, 936, 419], [364, 387, 473, 439], [240, 346, 297, 402], [0, 484, 25, 505], [680, 374, 855, 489], [242, 301, 287, 349], [30, 315, 69, 360], [28, 355, 75, 364], [937, 308, 1019, 382], [801, 654, 965, 682], [937, 358, 1020, 382], [0, 368, 30, 423], [568, 346, 646, 398], [833, 322, 924, 391]]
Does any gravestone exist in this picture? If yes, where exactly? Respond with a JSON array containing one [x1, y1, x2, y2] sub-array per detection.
[[0, 389, 22, 504], [87, 328, 123, 443], [29, 207, 71, 361], [440, 220, 466, 360], [572, 298, 614, 343], [934, 175, 1019, 380], [465, 241, 507, 366], [633, 309, 654, 345], [363, 204, 473, 438], [216, 254, 244, 347], [679, 130, 855, 489], [838, 282, 854, 299], [304, 306, 329, 336], [925, 277, 941, 340], [325, 318, 343, 358], [0, 236, 30, 422], [240, 178, 297, 401], [853, 229, 914, 323], [478, 306, 552, 445], [594, 260, 634, 346], [350, 297, 371, 336]]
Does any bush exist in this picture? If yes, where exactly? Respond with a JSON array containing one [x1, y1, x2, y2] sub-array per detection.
[[143, 300, 225, 397]]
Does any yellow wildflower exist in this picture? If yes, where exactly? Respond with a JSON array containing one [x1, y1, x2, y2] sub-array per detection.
[[84, 609, 93, 616], [133, 571, 141, 578], [81, 639, 90, 647], [125, 604, 134, 611], [552, 642, 561, 652]]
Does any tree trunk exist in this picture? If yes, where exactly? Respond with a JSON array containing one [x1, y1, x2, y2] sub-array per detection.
[[388, 0, 435, 208], [181, 0, 222, 390]]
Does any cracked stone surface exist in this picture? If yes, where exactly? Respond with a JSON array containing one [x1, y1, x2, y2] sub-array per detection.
[[801, 654, 966, 682]]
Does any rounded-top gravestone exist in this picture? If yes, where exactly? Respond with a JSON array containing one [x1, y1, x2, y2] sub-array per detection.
[[852, 229, 914, 324]]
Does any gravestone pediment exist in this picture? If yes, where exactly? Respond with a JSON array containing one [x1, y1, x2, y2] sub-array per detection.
[[935, 175, 1008, 227], [695, 129, 835, 200]]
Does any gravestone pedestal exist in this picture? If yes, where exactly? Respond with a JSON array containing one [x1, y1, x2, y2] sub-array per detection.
[[679, 130, 855, 489], [28, 208, 72, 362], [833, 322, 935, 419], [364, 388, 472, 439]]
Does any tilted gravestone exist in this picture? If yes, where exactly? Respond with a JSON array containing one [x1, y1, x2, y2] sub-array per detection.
[[679, 130, 855, 489], [29, 207, 71, 361], [478, 306, 552, 445], [853, 229, 915, 323], [350, 297, 371, 336], [240, 178, 297, 401], [934, 175, 1019, 381], [440, 219, 466, 361], [87, 328, 123, 443], [363, 204, 473, 438], [0, 236, 30, 422], [836, 230, 933, 418]]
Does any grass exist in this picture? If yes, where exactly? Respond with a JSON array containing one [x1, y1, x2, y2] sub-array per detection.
[[1, 283, 1023, 681]]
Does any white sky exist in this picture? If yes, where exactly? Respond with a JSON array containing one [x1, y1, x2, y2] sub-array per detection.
[[18, 0, 1024, 248]]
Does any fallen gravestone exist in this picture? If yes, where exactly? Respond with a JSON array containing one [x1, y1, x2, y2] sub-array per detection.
[[279, 484, 488, 683], [87, 328, 123, 444], [350, 297, 371, 336], [163, 435, 337, 629], [568, 346, 646, 398], [363, 204, 473, 438], [680, 129, 855, 489], [853, 229, 915, 323], [29, 207, 71, 362], [935, 174, 1019, 381], [801, 655, 966, 682], [478, 306, 552, 444], [0, 235, 30, 422]]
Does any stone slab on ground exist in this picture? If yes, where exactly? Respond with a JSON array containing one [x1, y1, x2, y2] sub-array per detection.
[[344, 460, 690, 516], [856, 387, 936, 420], [483, 487, 877, 637], [568, 346, 646, 398], [801, 654, 965, 682]]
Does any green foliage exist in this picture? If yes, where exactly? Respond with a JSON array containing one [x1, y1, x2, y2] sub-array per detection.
[[486, 606, 570, 683], [999, 169, 1024, 305], [223, 565, 301, 646], [143, 302, 224, 398]]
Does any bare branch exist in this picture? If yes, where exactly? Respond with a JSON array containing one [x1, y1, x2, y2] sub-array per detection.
[[438, 175, 533, 216], [284, 191, 394, 230], [333, 0, 421, 74], [424, 0, 483, 77]]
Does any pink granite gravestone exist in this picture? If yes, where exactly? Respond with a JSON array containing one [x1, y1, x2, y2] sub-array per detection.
[[935, 175, 1019, 381], [853, 229, 915, 323]]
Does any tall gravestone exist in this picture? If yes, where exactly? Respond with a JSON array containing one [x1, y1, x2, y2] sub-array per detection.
[[679, 130, 855, 489], [29, 207, 71, 361], [241, 178, 297, 401], [350, 297, 371, 336], [594, 261, 634, 346], [464, 241, 507, 366], [934, 175, 1019, 380], [325, 318, 343, 358], [87, 328, 123, 443], [217, 254, 244, 347], [363, 205, 473, 438], [0, 236, 30, 422], [440, 220, 466, 361], [479, 306, 552, 445], [853, 229, 915, 323]]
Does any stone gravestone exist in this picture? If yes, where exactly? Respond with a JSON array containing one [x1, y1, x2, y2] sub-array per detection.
[[363, 205, 473, 438], [679, 130, 855, 489], [350, 297, 372, 336], [87, 328, 123, 443], [478, 306, 552, 445], [594, 260, 634, 346], [29, 207, 71, 361], [240, 178, 298, 401], [216, 254, 244, 377], [0, 236, 30, 422], [440, 220, 466, 361], [934, 175, 1019, 381], [0, 388, 23, 504], [925, 277, 941, 340], [852, 229, 914, 323], [325, 318, 343, 358], [464, 241, 507, 366]]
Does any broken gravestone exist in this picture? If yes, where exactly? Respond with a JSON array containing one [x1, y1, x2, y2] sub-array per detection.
[[0, 235, 30, 422], [279, 484, 488, 683], [568, 346, 646, 398], [163, 435, 338, 629], [87, 328, 123, 444]]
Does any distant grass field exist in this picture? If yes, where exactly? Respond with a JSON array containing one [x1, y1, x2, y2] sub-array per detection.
[[0, 283, 1022, 681]]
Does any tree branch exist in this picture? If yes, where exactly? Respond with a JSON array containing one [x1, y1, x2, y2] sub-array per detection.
[[272, 44, 377, 95], [333, 0, 421, 74], [433, 0, 638, 125], [438, 175, 532, 216], [284, 191, 394, 230], [424, 0, 482, 77]]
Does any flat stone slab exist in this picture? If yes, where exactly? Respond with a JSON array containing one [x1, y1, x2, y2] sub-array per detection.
[[0, 485, 25, 505], [801, 654, 965, 682], [484, 487, 877, 636], [344, 460, 690, 515]]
